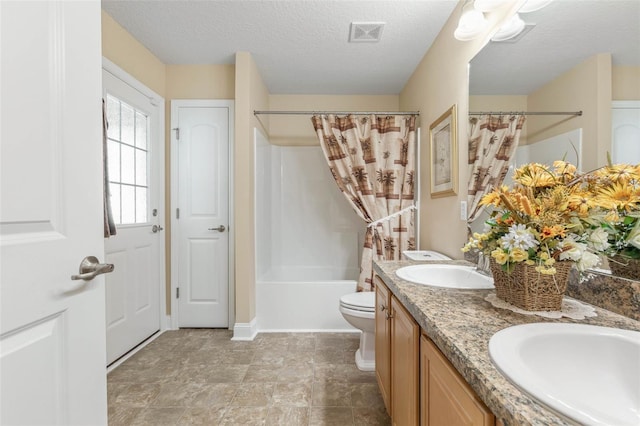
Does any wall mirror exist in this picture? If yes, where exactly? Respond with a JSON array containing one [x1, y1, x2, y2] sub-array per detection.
[[468, 0, 640, 277]]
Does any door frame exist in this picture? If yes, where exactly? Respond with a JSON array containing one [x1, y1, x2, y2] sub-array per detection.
[[170, 99, 235, 329], [102, 57, 168, 331]]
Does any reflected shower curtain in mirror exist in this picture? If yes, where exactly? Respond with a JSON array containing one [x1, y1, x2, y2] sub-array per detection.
[[467, 114, 526, 223], [311, 114, 417, 291]]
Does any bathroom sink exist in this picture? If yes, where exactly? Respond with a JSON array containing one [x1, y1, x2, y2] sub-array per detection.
[[489, 323, 640, 426], [395, 264, 494, 289]]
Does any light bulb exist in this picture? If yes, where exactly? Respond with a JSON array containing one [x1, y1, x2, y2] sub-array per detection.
[[454, 2, 488, 41], [491, 13, 525, 41]]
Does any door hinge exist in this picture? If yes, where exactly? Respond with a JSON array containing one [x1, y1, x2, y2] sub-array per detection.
[[173, 127, 180, 140], [176, 287, 180, 299], [176, 208, 180, 219]]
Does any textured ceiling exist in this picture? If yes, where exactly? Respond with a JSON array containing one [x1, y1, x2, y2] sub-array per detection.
[[470, 0, 640, 95], [101, 0, 458, 95], [102, 0, 640, 96]]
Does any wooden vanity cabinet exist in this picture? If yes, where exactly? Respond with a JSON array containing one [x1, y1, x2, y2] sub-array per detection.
[[390, 295, 420, 426], [374, 276, 419, 425], [375, 276, 392, 413], [421, 336, 495, 426]]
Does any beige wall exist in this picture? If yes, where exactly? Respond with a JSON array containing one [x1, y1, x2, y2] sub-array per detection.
[[234, 52, 269, 324], [613, 66, 640, 100], [101, 11, 166, 97], [266, 95, 399, 145], [527, 54, 612, 170], [399, 1, 522, 259]]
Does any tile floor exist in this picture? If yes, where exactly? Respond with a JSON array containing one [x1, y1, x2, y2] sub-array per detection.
[[107, 330, 391, 425]]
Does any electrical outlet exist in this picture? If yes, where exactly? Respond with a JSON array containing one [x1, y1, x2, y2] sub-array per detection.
[[460, 201, 467, 220]]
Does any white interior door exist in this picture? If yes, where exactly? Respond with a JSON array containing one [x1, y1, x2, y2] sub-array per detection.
[[612, 101, 640, 164], [103, 68, 164, 364], [0, 1, 108, 424], [172, 101, 232, 328]]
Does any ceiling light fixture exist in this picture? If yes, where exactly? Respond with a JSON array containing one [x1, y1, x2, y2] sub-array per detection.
[[454, 1, 488, 41], [491, 12, 525, 41]]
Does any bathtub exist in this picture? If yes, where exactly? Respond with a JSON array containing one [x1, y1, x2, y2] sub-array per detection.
[[256, 266, 360, 332]]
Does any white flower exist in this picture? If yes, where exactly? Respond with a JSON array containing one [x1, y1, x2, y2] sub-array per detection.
[[587, 227, 610, 252], [576, 251, 601, 271], [500, 224, 539, 251], [558, 236, 586, 262]]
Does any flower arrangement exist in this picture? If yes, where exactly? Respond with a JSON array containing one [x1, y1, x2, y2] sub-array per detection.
[[587, 164, 640, 260], [462, 161, 608, 275]]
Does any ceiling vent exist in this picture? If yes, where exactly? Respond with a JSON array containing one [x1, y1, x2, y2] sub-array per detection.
[[349, 22, 385, 43]]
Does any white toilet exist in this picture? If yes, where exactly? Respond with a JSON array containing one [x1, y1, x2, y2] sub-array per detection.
[[339, 291, 376, 371], [339, 250, 452, 372]]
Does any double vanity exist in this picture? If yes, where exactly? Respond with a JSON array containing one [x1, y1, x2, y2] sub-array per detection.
[[373, 259, 640, 426]]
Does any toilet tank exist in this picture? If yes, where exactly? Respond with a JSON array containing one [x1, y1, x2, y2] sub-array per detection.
[[402, 250, 452, 261]]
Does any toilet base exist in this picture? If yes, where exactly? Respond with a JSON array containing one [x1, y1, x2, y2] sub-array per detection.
[[354, 330, 375, 371], [355, 348, 375, 371]]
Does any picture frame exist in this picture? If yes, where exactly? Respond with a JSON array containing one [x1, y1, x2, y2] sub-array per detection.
[[429, 104, 457, 197]]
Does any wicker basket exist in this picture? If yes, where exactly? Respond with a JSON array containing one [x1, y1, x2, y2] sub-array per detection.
[[608, 255, 640, 281], [489, 258, 572, 311]]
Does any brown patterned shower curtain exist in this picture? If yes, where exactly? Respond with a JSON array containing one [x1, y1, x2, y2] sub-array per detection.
[[467, 114, 525, 223], [311, 115, 417, 292]]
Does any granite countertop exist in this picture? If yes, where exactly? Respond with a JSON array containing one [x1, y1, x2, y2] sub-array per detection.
[[373, 259, 640, 426]]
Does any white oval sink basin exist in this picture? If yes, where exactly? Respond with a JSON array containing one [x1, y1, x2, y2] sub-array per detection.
[[395, 264, 494, 289], [489, 323, 640, 426]]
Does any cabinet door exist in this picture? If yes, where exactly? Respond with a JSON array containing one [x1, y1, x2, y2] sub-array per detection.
[[375, 276, 392, 414], [391, 296, 420, 426], [421, 336, 495, 426]]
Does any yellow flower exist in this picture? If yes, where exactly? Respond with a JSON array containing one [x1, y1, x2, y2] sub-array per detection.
[[510, 248, 528, 262], [491, 249, 509, 265], [514, 163, 557, 187], [595, 164, 640, 183], [535, 265, 557, 275], [597, 182, 639, 212]]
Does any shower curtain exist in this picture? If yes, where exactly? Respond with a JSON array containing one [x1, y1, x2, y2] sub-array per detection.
[[311, 114, 417, 291], [467, 114, 525, 223]]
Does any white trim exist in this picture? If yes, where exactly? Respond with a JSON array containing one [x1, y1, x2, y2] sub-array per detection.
[[612, 100, 640, 109], [101, 57, 169, 336], [102, 58, 162, 104], [232, 318, 258, 341], [259, 329, 360, 334], [170, 99, 235, 330], [416, 127, 421, 249], [106, 330, 164, 373]]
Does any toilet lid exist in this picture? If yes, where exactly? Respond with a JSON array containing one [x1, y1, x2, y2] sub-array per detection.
[[340, 292, 375, 312]]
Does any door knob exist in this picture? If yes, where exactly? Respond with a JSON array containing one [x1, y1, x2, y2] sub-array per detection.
[[71, 256, 114, 281], [152, 225, 164, 233], [208, 225, 226, 232]]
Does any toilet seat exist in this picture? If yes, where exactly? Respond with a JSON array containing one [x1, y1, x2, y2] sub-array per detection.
[[340, 292, 375, 313]]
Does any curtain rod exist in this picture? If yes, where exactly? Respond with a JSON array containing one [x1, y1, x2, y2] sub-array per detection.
[[469, 111, 582, 116], [253, 110, 420, 116]]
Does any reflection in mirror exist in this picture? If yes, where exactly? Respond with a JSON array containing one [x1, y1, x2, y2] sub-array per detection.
[[467, 0, 640, 277]]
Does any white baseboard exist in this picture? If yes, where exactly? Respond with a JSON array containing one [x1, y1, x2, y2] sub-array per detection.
[[231, 318, 258, 341], [258, 329, 360, 334]]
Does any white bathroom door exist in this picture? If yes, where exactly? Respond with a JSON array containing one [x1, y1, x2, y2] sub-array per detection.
[[103, 68, 164, 365], [172, 101, 233, 327], [0, 1, 108, 424], [612, 101, 640, 164]]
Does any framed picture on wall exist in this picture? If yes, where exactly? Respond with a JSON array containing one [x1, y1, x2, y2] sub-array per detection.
[[429, 104, 457, 197]]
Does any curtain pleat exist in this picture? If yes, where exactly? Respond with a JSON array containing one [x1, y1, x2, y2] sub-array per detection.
[[103, 99, 117, 238], [467, 114, 525, 223], [311, 114, 417, 291]]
